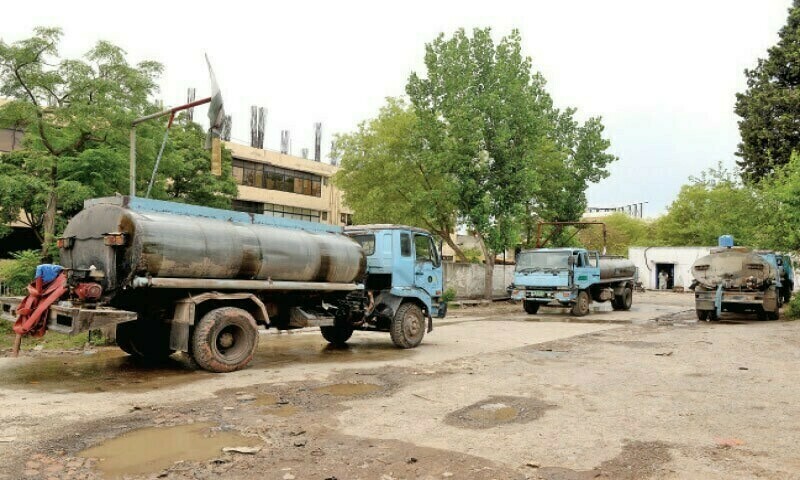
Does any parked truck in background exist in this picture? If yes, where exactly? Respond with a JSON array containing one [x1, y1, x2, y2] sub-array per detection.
[[510, 248, 637, 316], [756, 251, 794, 304], [0, 196, 446, 372], [692, 236, 782, 321]]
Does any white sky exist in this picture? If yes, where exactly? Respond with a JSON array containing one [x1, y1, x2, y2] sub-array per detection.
[[2, 0, 793, 215]]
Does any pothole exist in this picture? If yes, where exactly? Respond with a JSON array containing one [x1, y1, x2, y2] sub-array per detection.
[[78, 422, 260, 478], [313, 383, 382, 397], [444, 395, 555, 429]]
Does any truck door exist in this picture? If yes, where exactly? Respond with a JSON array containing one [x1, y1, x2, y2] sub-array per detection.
[[573, 251, 600, 289], [413, 233, 443, 298]]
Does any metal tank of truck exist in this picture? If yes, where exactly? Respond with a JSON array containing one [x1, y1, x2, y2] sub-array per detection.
[[691, 235, 784, 320], [510, 248, 637, 316], [0, 196, 446, 372]]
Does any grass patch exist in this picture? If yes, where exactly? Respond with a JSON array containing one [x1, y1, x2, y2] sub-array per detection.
[[0, 320, 91, 351]]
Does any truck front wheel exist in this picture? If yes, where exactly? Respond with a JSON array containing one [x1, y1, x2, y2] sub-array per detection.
[[570, 291, 590, 317], [612, 287, 633, 311], [390, 302, 426, 349], [191, 307, 258, 373], [523, 301, 540, 314]]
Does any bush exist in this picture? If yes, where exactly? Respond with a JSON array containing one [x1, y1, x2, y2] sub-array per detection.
[[785, 295, 800, 319], [0, 250, 40, 295], [441, 287, 457, 304]]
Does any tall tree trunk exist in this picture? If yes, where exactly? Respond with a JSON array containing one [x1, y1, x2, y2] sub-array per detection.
[[475, 233, 495, 300], [41, 165, 58, 262]]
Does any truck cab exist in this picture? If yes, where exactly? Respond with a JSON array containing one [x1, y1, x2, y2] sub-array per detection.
[[345, 225, 446, 323], [510, 248, 636, 316], [756, 251, 794, 304]]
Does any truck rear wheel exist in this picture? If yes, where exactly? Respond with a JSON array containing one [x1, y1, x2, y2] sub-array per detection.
[[696, 309, 709, 321], [191, 307, 258, 373], [523, 301, 540, 314], [570, 291, 590, 317], [612, 287, 633, 311], [390, 302, 425, 349], [321, 322, 354, 345], [116, 320, 173, 362]]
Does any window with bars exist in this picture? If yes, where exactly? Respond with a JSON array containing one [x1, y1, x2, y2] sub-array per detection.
[[232, 158, 322, 197], [264, 203, 321, 223], [231, 199, 265, 214]]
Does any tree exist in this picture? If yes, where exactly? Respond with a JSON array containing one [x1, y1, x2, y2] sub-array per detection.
[[407, 28, 616, 298], [577, 213, 656, 256], [652, 164, 764, 247], [735, 1, 800, 181], [0, 27, 236, 258], [333, 98, 466, 260], [757, 152, 800, 251]]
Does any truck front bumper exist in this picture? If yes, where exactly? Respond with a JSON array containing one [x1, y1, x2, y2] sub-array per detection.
[[695, 290, 776, 311], [510, 288, 575, 303]]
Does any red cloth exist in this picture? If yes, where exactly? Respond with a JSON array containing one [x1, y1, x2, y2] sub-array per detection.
[[12, 273, 68, 337]]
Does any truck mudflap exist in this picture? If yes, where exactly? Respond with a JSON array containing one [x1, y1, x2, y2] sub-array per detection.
[[45, 304, 138, 335]]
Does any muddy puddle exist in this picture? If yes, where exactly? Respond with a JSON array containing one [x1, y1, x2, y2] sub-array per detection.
[[444, 395, 555, 429], [313, 382, 383, 396], [78, 422, 261, 478], [0, 350, 207, 393], [1, 332, 411, 393]]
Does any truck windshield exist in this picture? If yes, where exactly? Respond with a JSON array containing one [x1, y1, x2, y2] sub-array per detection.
[[516, 252, 570, 272], [351, 234, 375, 256]]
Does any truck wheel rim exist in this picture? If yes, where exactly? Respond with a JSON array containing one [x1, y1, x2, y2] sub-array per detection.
[[215, 324, 247, 361], [405, 311, 422, 337]]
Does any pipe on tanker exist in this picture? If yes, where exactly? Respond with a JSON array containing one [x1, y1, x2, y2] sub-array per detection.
[[131, 276, 363, 292]]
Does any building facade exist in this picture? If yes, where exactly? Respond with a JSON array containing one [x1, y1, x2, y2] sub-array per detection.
[[627, 246, 713, 290], [225, 142, 352, 226]]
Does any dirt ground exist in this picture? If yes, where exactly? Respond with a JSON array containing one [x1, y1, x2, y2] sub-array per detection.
[[1, 291, 799, 479]]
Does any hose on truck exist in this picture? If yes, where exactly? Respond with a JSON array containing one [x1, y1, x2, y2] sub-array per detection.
[[11, 265, 68, 357]]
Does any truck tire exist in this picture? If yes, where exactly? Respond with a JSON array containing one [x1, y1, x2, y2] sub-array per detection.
[[116, 320, 173, 362], [612, 287, 633, 311], [570, 291, 590, 317], [696, 309, 709, 321], [767, 310, 780, 320], [191, 307, 258, 373], [320, 322, 354, 345], [523, 301, 540, 314], [390, 302, 426, 349]]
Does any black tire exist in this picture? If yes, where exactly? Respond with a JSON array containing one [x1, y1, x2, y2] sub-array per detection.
[[320, 322, 354, 345], [767, 310, 780, 320], [191, 307, 258, 373], [612, 287, 633, 311], [390, 302, 426, 349], [783, 289, 792, 304], [523, 301, 540, 315], [116, 320, 173, 362], [708, 309, 719, 321], [696, 309, 709, 321], [570, 290, 590, 317]]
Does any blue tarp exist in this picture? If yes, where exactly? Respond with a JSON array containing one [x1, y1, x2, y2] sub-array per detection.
[[35, 264, 63, 284]]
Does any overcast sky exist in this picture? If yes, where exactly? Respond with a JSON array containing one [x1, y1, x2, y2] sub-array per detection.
[[2, 0, 793, 215]]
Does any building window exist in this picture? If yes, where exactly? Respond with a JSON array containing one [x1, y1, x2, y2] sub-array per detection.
[[320, 211, 328, 222], [232, 158, 322, 197], [231, 199, 265, 214], [264, 203, 321, 223], [340, 213, 353, 226]]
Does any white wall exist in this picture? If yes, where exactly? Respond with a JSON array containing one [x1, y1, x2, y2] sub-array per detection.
[[628, 246, 713, 289], [443, 263, 515, 299]]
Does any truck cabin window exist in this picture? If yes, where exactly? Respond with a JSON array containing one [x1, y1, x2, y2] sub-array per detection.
[[400, 233, 411, 257], [516, 251, 570, 272], [414, 234, 440, 267], [351, 234, 375, 256]]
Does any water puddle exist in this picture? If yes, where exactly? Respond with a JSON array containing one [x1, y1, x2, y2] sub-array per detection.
[[78, 422, 260, 478], [444, 396, 555, 429], [0, 350, 206, 393], [251, 333, 412, 368], [313, 382, 382, 397], [263, 405, 299, 417], [253, 393, 279, 406]]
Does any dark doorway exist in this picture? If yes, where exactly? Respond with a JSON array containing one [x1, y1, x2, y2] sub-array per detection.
[[655, 263, 675, 290]]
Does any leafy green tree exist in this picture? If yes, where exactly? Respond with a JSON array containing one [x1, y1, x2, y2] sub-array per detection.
[[0, 27, 236, 259], [333, 98, 465, 260], [407, 28, 615, 297], [577, 213, 656, 256], [735, 1, 800, 180], [653, 164, 763, 247], [757, 152, 800, 251]]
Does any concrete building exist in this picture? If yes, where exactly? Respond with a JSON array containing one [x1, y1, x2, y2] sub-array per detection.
[[628, 246, 713, 290], [226, 142, 352, 226]]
